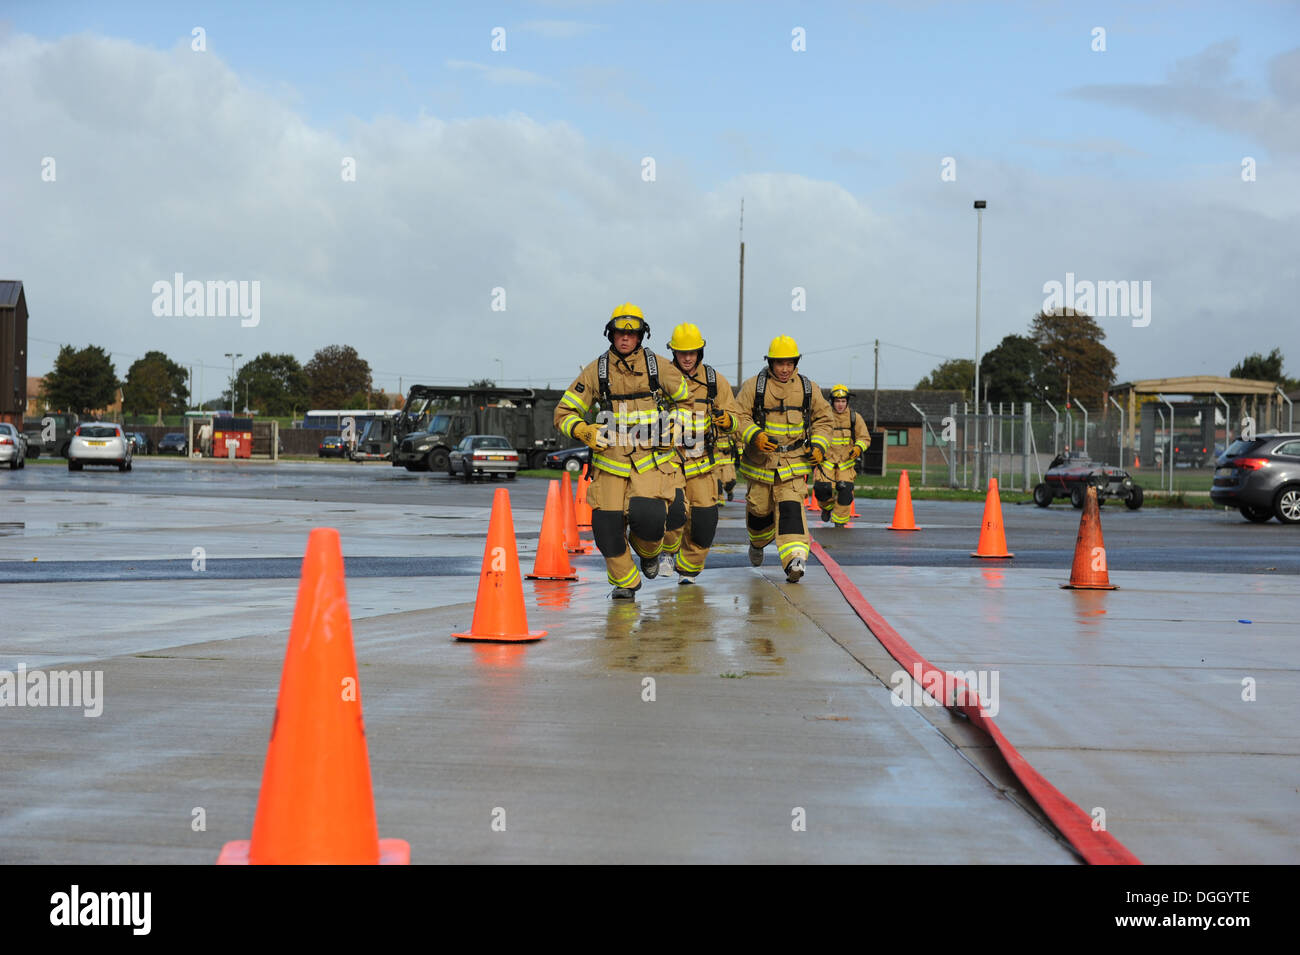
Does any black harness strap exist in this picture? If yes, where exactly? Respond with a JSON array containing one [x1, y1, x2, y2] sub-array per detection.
[[598, 349, 662, 403]]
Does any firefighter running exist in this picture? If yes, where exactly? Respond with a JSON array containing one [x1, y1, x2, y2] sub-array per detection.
[[714, 420, 738, 505], [554, 303, 690, 599], [813, 384, 870, 526], [659, 323, 743, 584], [734, 336, 834, 582]]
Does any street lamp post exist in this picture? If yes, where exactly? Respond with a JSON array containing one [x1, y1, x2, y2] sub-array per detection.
[[495, 358, 504, 385], [972, 200, 986, 489], [224, 352, 243, 416]]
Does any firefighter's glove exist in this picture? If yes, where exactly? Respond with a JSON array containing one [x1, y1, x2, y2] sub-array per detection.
[[753, 432, 777, 454], [711, 409, 733, 432], [573, 422, 609, 451], [851, 445, 864, 459], [810, 446, 825, 465]]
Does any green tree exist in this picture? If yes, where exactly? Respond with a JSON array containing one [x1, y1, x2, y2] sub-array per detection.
[[979, 334, 1060, 405], [233, 352, 309, 417], [1030, 309, 1117, 408], [41, 345, 119, 417], [915, 359, 974, 399], [305, 345, 372, 409], [123, 351, 189, 422], [1229, 348, 1296, 388]]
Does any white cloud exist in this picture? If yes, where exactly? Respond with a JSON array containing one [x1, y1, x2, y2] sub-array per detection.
[[445, 59, 556, 87]]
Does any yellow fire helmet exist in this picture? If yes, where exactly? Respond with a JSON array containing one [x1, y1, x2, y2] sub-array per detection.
[[830, 384, 851, 399], [667, 322, 706, 353], [605, 302, 649, 342], [766, 335, 800, 361]]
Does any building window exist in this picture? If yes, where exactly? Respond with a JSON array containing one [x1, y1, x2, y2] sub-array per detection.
[[886, 429, 909, 446]]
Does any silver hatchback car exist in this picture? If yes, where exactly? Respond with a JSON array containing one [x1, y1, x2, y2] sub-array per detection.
[[449, 434, 519, 482], [0, 422, 27, 469], [68, 422, 133, 472]]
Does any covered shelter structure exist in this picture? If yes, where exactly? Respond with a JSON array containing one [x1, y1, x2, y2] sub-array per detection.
[[1111, 375, 1290, 467]]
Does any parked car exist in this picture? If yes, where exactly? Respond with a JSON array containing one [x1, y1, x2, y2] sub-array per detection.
[[126, 432, 152, 455], [318, 435, 346, 458], [1171, 433, 1211, 468], [1034, 451, 1143, 509], [158, 432, 188, 455], [68, 422, 133, 472], [0, 423, 27, 469], [545, 445, 590, 473], [1210, 432, 1300, 524], [449, 434, 519, 482]]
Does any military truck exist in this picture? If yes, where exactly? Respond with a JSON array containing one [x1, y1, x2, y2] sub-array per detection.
[[384, 385, 566, 472], [21, 412, 79, 458]]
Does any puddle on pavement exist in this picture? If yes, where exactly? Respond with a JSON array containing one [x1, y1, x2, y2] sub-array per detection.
[[0, 522, 23, 536], [594, 577, 787, 675]]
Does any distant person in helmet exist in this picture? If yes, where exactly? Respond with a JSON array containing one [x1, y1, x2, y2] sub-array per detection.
[[813, 385, 870, 526], [731, 336, 834, 582], [553, 303, 690, 599], [659, 322, 743, 584]]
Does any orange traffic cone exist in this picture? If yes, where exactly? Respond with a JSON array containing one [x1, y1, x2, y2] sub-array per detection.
[[887, 470, 918, 531], [527, 480, 578, 581], [575, 464, 593, 529], [561, 470, 593, 554], [805, 491, 819, 512], [1133, 455, 1140, 469], [1062, 485, 1118, 590], [971, 478, 1013, 558], [850, 496, 859, 518], [218, 527, 410, 865], [454, 488, 547, 642]]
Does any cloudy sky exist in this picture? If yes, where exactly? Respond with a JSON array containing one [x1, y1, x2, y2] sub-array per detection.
[[3, 1, 1297, 403]]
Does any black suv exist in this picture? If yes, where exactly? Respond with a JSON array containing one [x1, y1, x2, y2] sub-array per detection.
[[1210, 432, 1300, 523]]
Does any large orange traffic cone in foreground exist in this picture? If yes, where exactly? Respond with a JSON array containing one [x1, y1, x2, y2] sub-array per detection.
[[527, 480, 578, 581], [1062, 485, 1118, 590], [971, 478, 1013, 558], [561, 470, 593, 554], [454, 488, 547, 642], [218, 528, 410, 864], [887, 470, 918, 531], [575, 464, 593, 529]]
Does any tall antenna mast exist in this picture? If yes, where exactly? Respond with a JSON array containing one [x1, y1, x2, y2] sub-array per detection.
[[737, 198, 745, 384]]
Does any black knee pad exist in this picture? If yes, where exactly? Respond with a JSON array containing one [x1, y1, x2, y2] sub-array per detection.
[[813, 480, 833, 504], [591, 509, 627, 557], [665, 488, 687, 532], [747, 510, 775, 531], [777, 500, 805, 532], [836, 481, 855, 505], [689, 505, 719, 548], [627, 496, 667, 541]]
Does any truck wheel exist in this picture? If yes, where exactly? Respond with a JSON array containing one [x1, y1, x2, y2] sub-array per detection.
[[1032, 483, 1052, 507], [1125, 485, 1143, 510], [1240, 504, 1271, 523], [59, 441, 71, 458], [529, 450, 548, 470], [429, 448, 450, 474], [1070, 486, 1085, 509]]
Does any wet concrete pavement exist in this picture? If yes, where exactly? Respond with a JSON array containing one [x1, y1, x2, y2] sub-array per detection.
[[0, 459, 1295, 862]]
